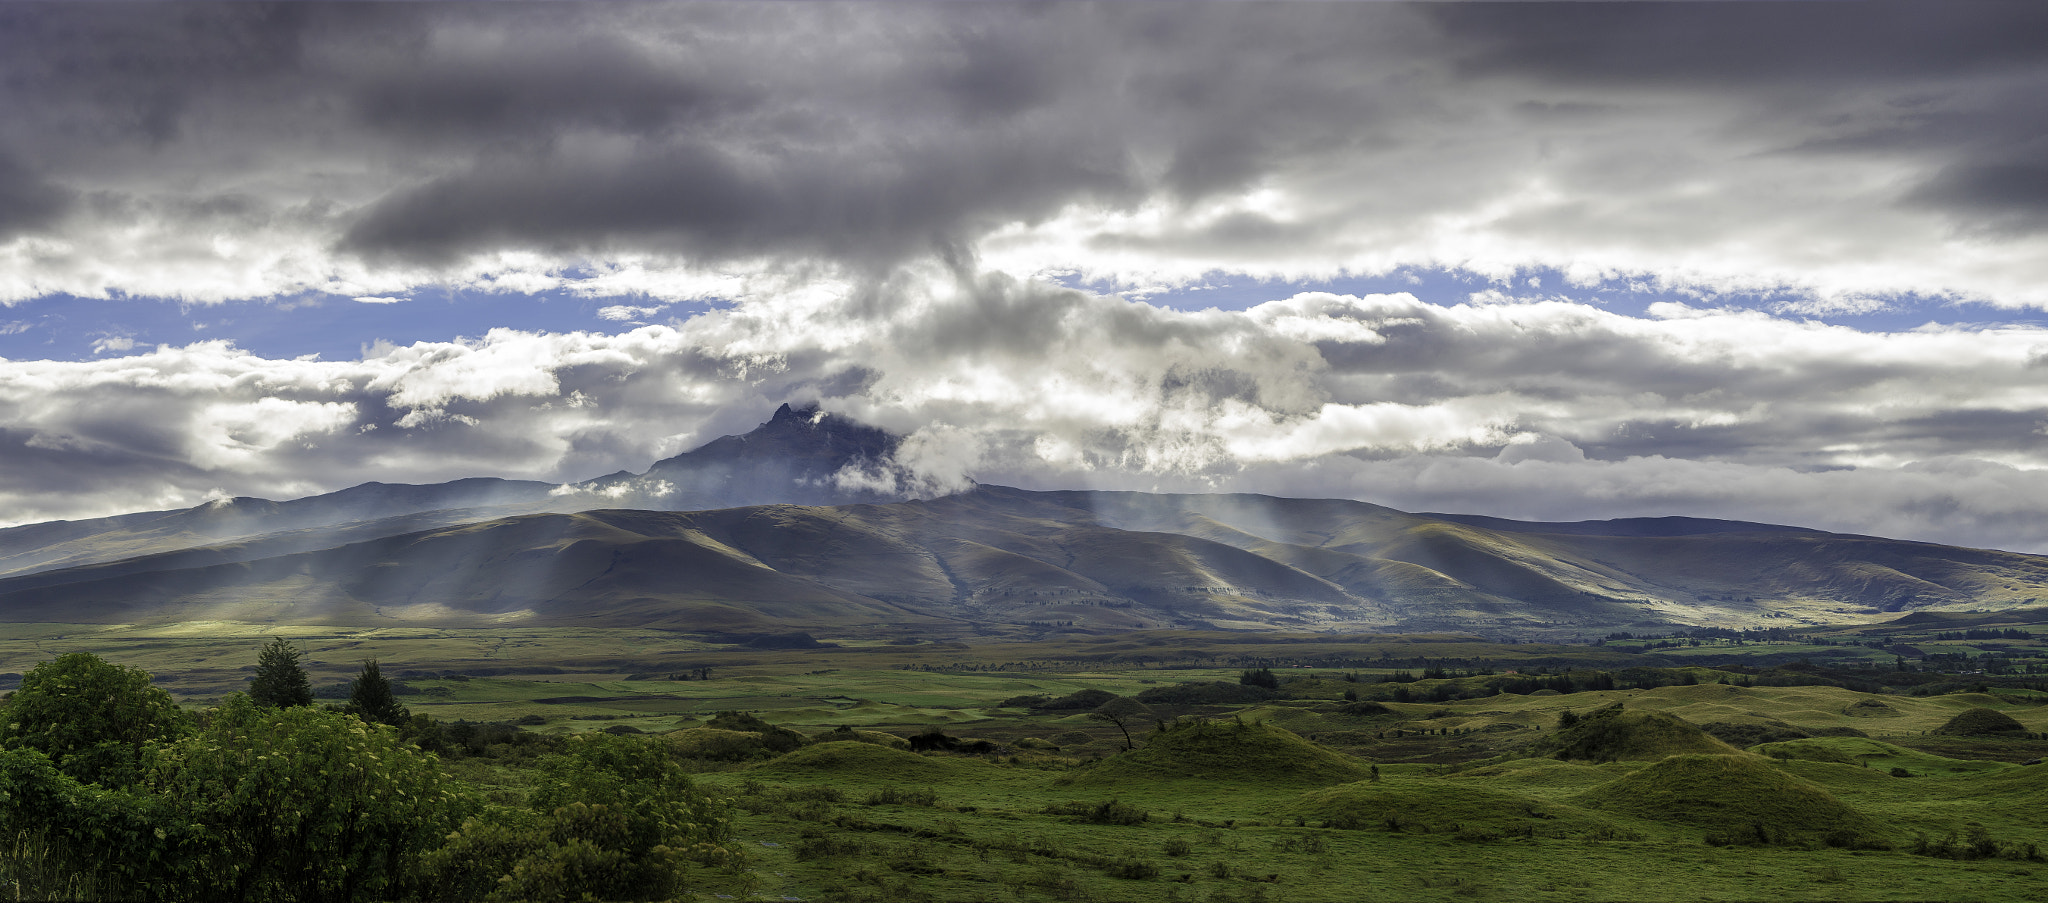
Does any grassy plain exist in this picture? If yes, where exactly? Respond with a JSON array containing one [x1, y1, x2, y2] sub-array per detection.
[[7, 623, 2048, 901]]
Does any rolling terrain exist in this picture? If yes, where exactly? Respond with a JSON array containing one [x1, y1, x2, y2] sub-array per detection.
[[5, 405, 2048, 637]]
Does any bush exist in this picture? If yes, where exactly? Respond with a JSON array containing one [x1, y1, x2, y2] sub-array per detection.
[[1135, 681, 1276, 706], [1045, 798, 1147, 825], [137, 696, 474, 902], [2, 694, 474, 903], [0, 652, 192, 787], [704, 711, 809, 753], [863, 787, 939, 807], [1240, 668, 1280, 690], [1035, 688, 1122, 710], [421, 732, 741, 902]]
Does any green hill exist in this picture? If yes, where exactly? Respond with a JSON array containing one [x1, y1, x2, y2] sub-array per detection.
[[1576, 754, 1891, 847], [1531, 703, 1740, 762], [1068, 718, 1371, 787], [1296, 775, 1624, 838]]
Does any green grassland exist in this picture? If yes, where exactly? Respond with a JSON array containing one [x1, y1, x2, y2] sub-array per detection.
[[8, 624, 2048, 901]]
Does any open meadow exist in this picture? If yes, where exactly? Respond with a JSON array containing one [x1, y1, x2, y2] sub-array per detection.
[[5, 619, 2048, 902]]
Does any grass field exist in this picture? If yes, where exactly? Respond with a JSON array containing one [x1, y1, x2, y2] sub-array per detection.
[[7, 623, 2048, 901]]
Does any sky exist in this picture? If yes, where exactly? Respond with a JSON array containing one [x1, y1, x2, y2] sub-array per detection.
[[5, 1, 2048, 552]]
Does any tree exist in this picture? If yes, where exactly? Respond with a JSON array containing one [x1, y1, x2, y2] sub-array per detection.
[[249, 637, 314, 708], [1089, 697, 1153, 751], [1239, 667, 1279, 689], [345, 659, 408, 727], [0, 652, 191, 786]]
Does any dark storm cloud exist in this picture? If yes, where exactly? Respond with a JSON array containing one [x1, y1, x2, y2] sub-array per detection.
[[1, 1, 2045, 300], [1909, 161, 2048, 237], [1429, 1, 2048, 239], [1429, 1, 2048, 84], [0, 153, 71, 239], [9, 2, 2048, 552]]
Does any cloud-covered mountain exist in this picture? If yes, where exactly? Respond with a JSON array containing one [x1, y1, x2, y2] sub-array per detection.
[[4, 407, 2046, 639], [0, 404, 926, 580], [5, 3, 2048, 555]]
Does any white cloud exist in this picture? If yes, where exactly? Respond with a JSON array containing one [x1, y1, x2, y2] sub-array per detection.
[[596, 304, 665, 322], [9, 275, 2048, 548], [354, 295, 405, 305]]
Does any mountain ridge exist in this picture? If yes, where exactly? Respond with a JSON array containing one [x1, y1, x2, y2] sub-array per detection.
[[4, 406, 2047, 638]]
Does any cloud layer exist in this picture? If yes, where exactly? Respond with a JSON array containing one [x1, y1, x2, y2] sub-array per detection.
[[9, 275, 2048, 552], [1, 2, 2046, 306], [4, 4, 2048, 554]]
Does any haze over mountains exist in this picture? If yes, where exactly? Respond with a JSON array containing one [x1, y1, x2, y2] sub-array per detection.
[[4, 406, 2046, 640]]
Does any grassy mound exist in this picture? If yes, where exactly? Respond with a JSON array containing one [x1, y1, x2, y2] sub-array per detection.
[[1296, 778, 1623, 838], [1576, 754, 1890, 847], [809, 726, 911, 750], [1070, 718, 1370, 787], [1741, 736, 2010, 778], [1533, 703, 1739, 763], [1452, 757, 1626, 793], [1931, 707, 2027, 736], [1945, 760, 2047, 797], [752, 740, 943, 779], [664, 727, 774, 761], [1753, 739, 1864, 766]]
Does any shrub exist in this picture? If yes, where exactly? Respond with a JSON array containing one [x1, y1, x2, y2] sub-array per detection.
[[863, 787, 939, 807], [1045, 798, 1147, 825], [1105, 858, 1159, 880], [1035, 688, 1121, 710], [0, 652, 192, 787], [422, 732, 741, 901], [142, 695, 474, 902], [1135, 681, 1276, 706], [705, 711, 809, 752], [1240, 668, 1280, 690], [1, 695, 474, 903]]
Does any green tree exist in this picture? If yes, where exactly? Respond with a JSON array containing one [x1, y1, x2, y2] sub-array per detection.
[[422, 732, 742, 901], [345, 659, 408, 727], [249, 637, 314, 708], [1089, 697, 1152, 751], [0, 652, 190, 786]]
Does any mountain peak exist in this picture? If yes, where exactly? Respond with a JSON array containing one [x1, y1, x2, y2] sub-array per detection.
[[771, 401, 823, 424], [558, 404, 915, 510]]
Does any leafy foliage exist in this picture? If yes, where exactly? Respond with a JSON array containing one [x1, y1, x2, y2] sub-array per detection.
[[1239, 668, 1280, 689], [136, 695, 474, 902], [0, 652, 191, 787], [249, 638, 314, 708], [422, 732, 741, 902], [1, 695, 471, 902]]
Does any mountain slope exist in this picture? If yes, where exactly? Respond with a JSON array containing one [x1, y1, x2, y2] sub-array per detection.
[[7, 405, 2048, 637], [0, 404, 915, 582], [8, 485, 2048, 637]]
